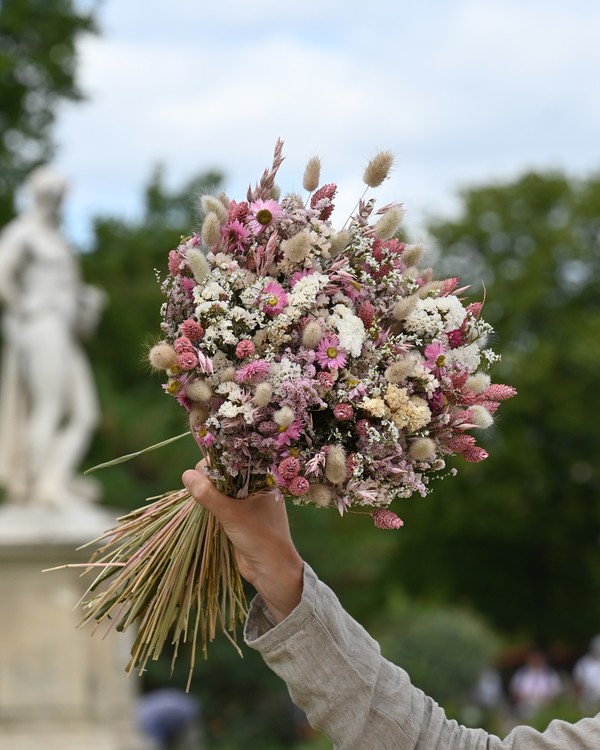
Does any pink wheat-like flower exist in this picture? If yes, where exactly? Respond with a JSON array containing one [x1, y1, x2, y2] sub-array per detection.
[[235, 340, 256, 359], [260, 281, 288, 316], [483, 384, 517, 401], [235, 360, 271, 384], [287, 475, 310, 497], [466, 301, 484, 319], [278, 457, 300, 480], [445, 434, 476, 454], [316, 336, 347, 370], [180, 319, 204, 342], [333, 403, 354, 421], [372, 508, 404, 530], [248, 199, 283, 234], [358, 301, 375, 328], [441, 277, 460, 296], [310, 182, 337, 220], [463, 446, 489, 463], [168, 249, 182, 276]]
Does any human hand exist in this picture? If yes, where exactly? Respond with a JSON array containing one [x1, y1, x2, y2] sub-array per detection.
[[182, 461, 304, 623]]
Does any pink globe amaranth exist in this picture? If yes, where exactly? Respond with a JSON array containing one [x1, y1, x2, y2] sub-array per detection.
[[287, 475, 310, 497], [180, 319, 204, 342], [372, 508, 404, 530], [278, 457, 300, 480], [235, 339, 256, 359], [176, 351, 198, 371], [333, 403, 354, 421]]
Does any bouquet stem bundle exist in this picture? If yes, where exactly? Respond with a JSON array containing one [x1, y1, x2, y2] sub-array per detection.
[[79, 487, 246, 690]]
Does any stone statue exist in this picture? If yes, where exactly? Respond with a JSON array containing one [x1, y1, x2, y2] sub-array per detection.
[[0, 166, 105, 508]]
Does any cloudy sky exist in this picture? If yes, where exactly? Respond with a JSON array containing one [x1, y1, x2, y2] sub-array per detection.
[[55, 0, 600, 247]]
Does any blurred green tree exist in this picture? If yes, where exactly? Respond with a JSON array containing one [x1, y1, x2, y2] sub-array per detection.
[[388, 171, 600, 645], [0, 0, 96, 224]]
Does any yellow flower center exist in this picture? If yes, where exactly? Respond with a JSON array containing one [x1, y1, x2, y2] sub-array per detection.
[[256, 209, 273, 225], [436, 354, 446, 367], [267, 294, 279, 307], [326, 346, 338, 359], [166, 380, 180, 394]]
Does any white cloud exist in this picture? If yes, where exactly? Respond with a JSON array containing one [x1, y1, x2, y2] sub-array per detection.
[[55, 0, 600, 245]]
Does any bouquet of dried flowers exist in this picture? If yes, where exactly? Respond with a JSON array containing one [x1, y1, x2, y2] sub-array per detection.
[[77, 140, 515, 687]]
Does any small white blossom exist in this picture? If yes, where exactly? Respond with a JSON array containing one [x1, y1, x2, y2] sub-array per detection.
[[328, 304, 366, 357], [446, 342, 481, 372]]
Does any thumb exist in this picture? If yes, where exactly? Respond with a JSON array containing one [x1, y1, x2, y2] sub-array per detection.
[[182, 468, 233, 518]]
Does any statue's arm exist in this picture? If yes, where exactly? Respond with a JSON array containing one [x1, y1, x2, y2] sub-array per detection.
[[0, 223, 27, 306]]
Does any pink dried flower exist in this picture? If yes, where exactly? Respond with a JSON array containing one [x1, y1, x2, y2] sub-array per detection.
[[180, 319, 204, 342], [260, 281, 288, 316], [316, 335, 347, 370], [228, 200, 249, 222], [258, 420, 278, 435], [235, 360, 271, 384], [372, 508, 404, 530], [180, 277, 196, 297], [290, 268, 315, 287], [197, 351, 214, 375], [310, 183, 337, 220], [383, 239, 405, 255], [176, 351, 198, 371], [248, 199, 283, 233], [428, 390, 445, 412], [441, 277, 460, 296], [447, 329, 463, 348], [463, 446, 489, 463], [333, 403, 354, 421], [222, 219, 250, 252], [278, 457, 300, 480], [466, 301, 484, 319], [316, 371, 335, 390], [445, 434, 476, 454], [355, 419, 370, 437], [483, 384, 517, 401], [174, 336, 195, 353], [358, 301, 375, 328], [168, 249, 182, 276], [235, 340, 256, 359], [276, 420, 303, 447], [424, 341, 447, 377], [287, 475, 310, 496]]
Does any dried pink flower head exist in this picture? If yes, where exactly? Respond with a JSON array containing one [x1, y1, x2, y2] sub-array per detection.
[[260, 281, 288, 316], [168, 250, 182, 276], [310, 183, 337, 221], [174, 336, 195, 354], [235, 360, 271, 384], [235, 339, 256, 359], [180, 319, 204, 342], [358, 301, 375, 328], [278, 457, 300, 480], [258, 420, 278, 435], [316, 371, 335, 391], [372, 508, 404, 530], [316, 335, 347, 370], [333, 403, 354, 421], [176, 351, 198, 371], [287, 475, 310, 497]]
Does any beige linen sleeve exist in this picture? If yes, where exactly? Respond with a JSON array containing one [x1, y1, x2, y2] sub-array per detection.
[[245, 564, 600, 750]]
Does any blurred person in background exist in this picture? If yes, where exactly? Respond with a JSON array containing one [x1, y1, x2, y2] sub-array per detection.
[[574, 636, 600, 714], [509, 649, 562, 719], [136, 688, 203, 750]]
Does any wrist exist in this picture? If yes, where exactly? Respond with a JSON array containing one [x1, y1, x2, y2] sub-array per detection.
[[254, 552, 304, 624]]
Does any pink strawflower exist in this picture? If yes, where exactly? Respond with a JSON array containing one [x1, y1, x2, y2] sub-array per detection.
[[176, 351, 198, 371], [424, 341, 447, 377], [278, 457, 300, 480], [287, 475, 310, 496], [168, 249, 182, 276], [358, 301, 375, 328], [310, 183, 337, 220], [316, 371, 335, 390], [260, 281, 288, 316], [372, 508, 404, 530], [235, 360, 271, 384], [175, 336, 195, 353], [276, 420, 303, 447], [181, 277, 196, 297], [180, 319, 204, 342], [248, 199, 283, 233], [316, 335, 347, 370], [222, 219, 250, 252], [235, 339, 256, 359], [333, 403, 354, 421]]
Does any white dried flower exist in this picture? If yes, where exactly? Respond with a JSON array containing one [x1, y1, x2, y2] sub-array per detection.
[[401, 243, 425, 268], [253, 382, 273, 407], [329, 230, 351, 256], [282, 229, 313, 264], [374, 205, 405, 240], [409, 437, 437, 462], [303, 156, 321, 192], [325, 445, 347, 484], [363, 150, 394, 188], [302, 320, 323, 349], [200, 195, 228, 223], [201, 211, 221, 247], [148, 342, 177, 370], [307, 483, 333, 507], [466, 373, 491, 393], [187, 248, 210, 283], [469, 405, 494, 429], [274, 406, 295, 428]]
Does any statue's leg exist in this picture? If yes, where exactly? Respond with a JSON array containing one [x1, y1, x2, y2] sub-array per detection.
[[22, 317, 70, 504]]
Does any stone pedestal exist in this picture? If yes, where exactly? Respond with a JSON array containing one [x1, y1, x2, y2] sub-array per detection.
[[0, 504, 148, 750]]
